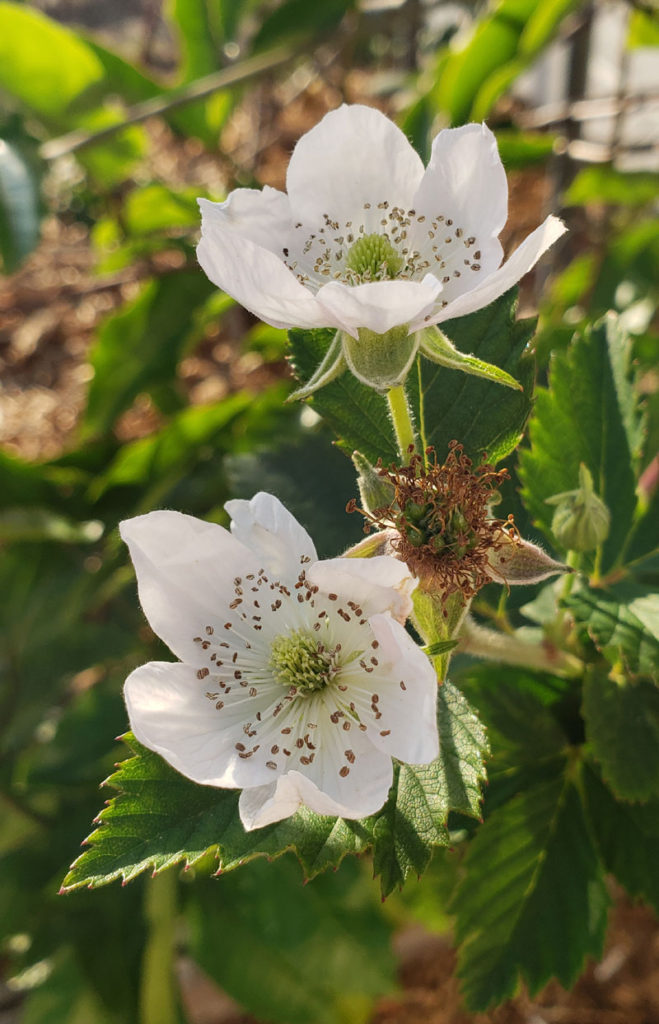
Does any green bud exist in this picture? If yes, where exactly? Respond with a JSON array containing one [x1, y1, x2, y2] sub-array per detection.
[[546, 464, 611, 552], [341, 326, 419, 393], [351, 451, 394, 514]]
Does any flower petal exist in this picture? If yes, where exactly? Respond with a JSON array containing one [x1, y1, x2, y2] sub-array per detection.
[[120, 511, 257, 663], [308, 555, 417, 622], [341, 612, 439, 763], [315, 276, 442, 339], [197, 206, 329, 331], [419, 215, 566, 329], [286, 104, 424, 228], [238, 734, 394, 829], [413, 123, 508, 260], [225, 491, 317, 577], [124, 661, 282, 789], [198, 188, 292, 255]]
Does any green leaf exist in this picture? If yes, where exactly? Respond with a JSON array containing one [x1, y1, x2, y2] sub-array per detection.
[[372, 681, 489, 894], [165, 0, 235, 144], [627, 8, 659, 48], [519, 314, 644, 572], [582, 762, 659, 915], [0, 3, 106, 122], [495, 130, 556, 168], [84, 272, 214, 437], [289, 291, 533, 465], [20, 948, 117, 1024], [121, 183, 203, 236], [565, 166, 659, 208], [460, 665, 569, 759], [253, 0, 352, 51], [451, 773, 610, 1011], [167, 0, 222, 79], [582, 669, 659, 801], [566, 582, 659, 677], [92, 392, 277, 505], [417, 288, 535, 463], [434, 0, 531, 124], [0, 138, 41, 272], [0, 507, 103, 544], [287, 328, 397, 464], [227, 432, 364, 559], [62, 683, 487, 898], [188, 857, 394, 1024], [519, 0, 583, 55]]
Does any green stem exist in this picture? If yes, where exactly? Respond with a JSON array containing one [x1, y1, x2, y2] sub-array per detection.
[[387, 384, 417, 463], [140, 871, 179, 1024]]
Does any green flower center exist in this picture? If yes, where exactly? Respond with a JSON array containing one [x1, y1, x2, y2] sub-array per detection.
[[270, 630, 338, 694], [345, 233, 403, 282]]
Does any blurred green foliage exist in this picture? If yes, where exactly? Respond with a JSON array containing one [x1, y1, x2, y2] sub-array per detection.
[[0, 0, 657, 1021]]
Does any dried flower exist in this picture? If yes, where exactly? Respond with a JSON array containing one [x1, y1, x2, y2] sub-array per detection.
[[349, 444, 568, 600]]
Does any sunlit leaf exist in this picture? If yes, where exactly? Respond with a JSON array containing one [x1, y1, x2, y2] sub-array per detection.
[[519, 314, 644, 572], [84, 272, 214, 437]]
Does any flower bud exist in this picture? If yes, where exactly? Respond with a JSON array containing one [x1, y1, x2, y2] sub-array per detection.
[[546, 464, 610, 552], [351, 451, 395, 515]]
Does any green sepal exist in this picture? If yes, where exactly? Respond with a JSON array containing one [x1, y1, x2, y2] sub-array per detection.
[[342, 326, 419, 394], [423, 639, 460, 658], [419, 326, 523, 391], [287, 330, 345, 401]]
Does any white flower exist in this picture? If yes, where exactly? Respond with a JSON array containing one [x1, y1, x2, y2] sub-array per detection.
[[197, 105, 566, 392], [120, 493, 439, 831]]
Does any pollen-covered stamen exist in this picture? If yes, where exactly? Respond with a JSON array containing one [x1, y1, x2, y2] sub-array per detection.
[[270, 630, 340, 694], [280, 203, 481, 298]]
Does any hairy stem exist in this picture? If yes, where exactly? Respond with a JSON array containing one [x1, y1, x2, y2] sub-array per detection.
[[387, 384, 417, 464], [459, 619, 584, 678]]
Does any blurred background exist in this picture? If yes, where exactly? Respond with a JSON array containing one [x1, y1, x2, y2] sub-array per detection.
[[0, 1, 657, 1022]]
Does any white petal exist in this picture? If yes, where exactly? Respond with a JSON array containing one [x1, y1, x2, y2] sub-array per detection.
[[413, 123, 508, 253], [286, 104, 424, 228], [421, 216, 566, 328], [198, 189, 291, 255], [120, 511, 256, 663], [197, 209, 329, 331], [225, 492, 317, 578], [124, 662, 281, 789], [239, 734, 393, 830], [341, 613, 439, 763], [308, 555, 417, 622], [316, 276, 442, 339]]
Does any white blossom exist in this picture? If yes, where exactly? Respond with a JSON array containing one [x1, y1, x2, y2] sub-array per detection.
[[197, 105, 565, 344], [121, 493, 439, 831]]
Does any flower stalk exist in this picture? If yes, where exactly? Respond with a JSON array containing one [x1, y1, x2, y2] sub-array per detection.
[[387, 384, 417, 463]]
